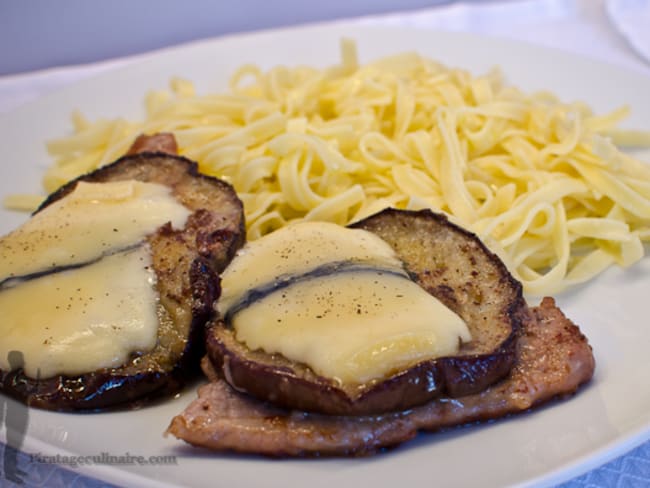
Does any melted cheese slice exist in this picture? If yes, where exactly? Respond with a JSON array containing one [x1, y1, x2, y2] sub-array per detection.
[[0, 180, 191, 378], [218, 221, 403, 314], [0, 246, 157, 378], [218, 222, 471, 385], [0, 180, 191, 283]]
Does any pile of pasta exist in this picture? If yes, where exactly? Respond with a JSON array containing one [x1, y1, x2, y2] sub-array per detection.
[[13, 41, 650, 295]]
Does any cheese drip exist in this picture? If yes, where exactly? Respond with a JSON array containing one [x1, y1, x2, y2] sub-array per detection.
[[0, 180, 191, 378], [218, 222, 471, 385]]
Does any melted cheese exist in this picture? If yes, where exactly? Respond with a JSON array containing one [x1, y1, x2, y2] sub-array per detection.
[[0, 179, 191, 378], [218, 222, 471, 386], [218, 221, 403, 314], [0, 246, 157, 378], [0, 180, 190, 283]]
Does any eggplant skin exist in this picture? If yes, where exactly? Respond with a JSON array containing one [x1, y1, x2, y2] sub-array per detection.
[[207, 208, 525, 416], [0, 151, 245, 411], [2, 367, 182, 411]]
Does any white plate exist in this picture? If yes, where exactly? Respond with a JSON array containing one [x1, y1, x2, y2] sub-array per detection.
[[1, 23, 650, 488]]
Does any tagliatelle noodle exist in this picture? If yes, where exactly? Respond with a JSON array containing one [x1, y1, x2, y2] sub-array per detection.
[[10, 40, 650, 296]]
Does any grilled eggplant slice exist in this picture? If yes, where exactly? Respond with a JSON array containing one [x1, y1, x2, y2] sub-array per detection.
[[0, 149, 245, 411], [206, 208, 525, 415]]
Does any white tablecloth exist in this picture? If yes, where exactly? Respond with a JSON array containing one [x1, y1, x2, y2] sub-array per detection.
[[1, 0, 649, 486]]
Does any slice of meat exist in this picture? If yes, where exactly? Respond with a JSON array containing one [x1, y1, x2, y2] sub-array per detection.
[[126, 132, 178, 155], [166, 297, 595, 456]]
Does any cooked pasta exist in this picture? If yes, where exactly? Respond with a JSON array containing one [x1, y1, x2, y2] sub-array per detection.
[[14, 40, 650, 295]]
